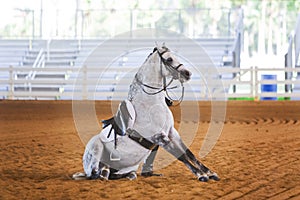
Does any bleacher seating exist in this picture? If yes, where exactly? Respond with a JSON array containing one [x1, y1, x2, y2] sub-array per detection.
[[0, 40, 29, 67], [0, 37, 237, 100]]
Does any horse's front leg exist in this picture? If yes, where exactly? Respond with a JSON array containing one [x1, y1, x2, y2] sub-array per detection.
[[151, 132, 209, 182], [177, 153, 210, 182], [141, 145, 162, 177], [184, 148, 220, 181], [173, 137, 219, 181]]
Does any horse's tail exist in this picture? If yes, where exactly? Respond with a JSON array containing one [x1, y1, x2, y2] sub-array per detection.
[[82, 134, 104, 178]]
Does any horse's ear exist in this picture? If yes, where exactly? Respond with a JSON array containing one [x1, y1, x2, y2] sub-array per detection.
[[153, 47, 157, 53]]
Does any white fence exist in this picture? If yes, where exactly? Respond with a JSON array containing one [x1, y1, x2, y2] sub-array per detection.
[[1, 65, 300, 100]]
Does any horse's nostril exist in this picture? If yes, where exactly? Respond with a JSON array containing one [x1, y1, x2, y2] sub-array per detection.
[[185, 70, 191, 78]]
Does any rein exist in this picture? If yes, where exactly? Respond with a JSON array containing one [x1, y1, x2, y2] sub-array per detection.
[[136, 48, 185, 105]]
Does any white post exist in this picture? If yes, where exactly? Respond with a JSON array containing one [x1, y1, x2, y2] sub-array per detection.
[[9, 65, 14, 99], [47, 39, 51, 61], [250, 66, 254, 99], [254, 66, 259, 100], [83, 65, 87, 100]]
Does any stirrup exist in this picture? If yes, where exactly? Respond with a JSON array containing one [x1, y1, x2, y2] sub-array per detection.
[[110, 149, 121, 161]]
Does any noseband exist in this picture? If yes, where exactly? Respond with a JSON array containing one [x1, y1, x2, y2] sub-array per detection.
[[135, 48, 185, 105]]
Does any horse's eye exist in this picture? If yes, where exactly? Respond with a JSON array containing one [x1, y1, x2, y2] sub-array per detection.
[[167, 57, 173, 62]]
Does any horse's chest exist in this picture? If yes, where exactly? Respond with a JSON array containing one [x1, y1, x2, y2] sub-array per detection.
[[133, 102, 173, 134]]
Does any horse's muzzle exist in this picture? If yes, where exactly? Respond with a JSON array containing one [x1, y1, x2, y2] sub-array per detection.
[[180, 69, 192, 81]]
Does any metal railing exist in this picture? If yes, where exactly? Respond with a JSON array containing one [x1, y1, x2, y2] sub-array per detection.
[[1, 65, 300, 100], [27, 48, 45, 80], [25, 48, 45, 96]]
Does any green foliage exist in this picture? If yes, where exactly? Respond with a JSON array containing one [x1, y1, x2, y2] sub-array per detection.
[[230, 0, 248, 7], [286, 0, 300, 11], [1, 0, 299, 56]]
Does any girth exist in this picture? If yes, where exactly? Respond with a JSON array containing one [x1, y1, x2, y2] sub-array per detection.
[[127, 129, 157, 150], [102, 117, 157, 150]]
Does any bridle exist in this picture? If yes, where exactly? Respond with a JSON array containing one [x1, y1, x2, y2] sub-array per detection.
[[135, 47, 186, 105]]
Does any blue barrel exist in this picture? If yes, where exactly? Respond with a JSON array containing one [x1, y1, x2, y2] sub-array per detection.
[[261, 74, 277, 100]]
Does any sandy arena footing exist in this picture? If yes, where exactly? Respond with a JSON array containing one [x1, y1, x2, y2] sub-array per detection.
[[0, 100, 299, 199]]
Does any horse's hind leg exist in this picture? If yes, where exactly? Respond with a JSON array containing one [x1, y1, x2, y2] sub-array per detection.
[[108, 170, 138, 180], [126, 171, 137, 180], [90, 168, 101, 179], [89, 162, 111, 180], [72, 172, 88, 180], [98, 163, 110, 180]]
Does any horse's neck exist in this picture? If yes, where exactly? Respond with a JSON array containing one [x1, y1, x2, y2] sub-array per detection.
[[138, 56, 162, 86]]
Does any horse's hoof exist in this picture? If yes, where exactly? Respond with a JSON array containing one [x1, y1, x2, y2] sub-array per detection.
[[126, 172, 137, 181], [150, 173, 163, 177], [209, 173, 220, 181], [198, 175, 209, 182], [99, 175, 108, 181], [141, 171, 152, 177], [141, 171, 163, 177], [99, 169, 110, 181], [72, 172, 87, 180], [90, 169, 101, 180]]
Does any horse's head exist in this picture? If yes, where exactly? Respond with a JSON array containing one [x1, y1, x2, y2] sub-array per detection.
[[154, 44, 192, 83], [133, 44, 192, 99]]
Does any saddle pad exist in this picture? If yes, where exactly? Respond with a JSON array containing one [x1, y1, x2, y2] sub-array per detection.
[[99, 124, 120, 143]]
